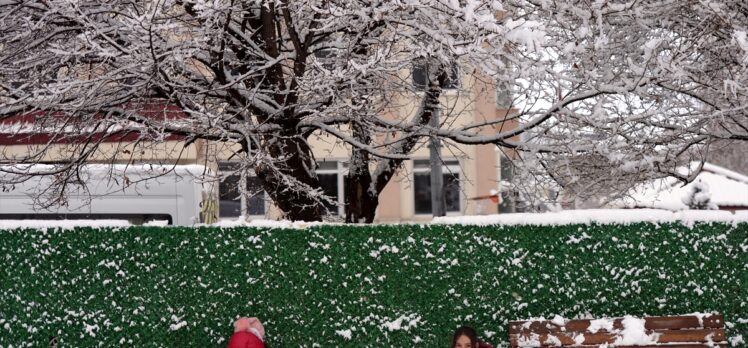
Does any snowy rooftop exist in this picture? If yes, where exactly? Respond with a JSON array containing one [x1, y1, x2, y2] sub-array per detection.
[[609, 162, 748, 210]]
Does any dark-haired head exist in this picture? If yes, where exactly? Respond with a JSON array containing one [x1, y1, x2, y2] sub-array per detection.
[[451, 326, 478, 348]]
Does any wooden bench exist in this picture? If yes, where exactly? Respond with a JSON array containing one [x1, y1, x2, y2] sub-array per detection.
[[509, 314, 726, 347]]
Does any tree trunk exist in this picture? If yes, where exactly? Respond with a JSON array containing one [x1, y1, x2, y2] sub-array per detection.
[[344, 170, 379, 223], [256, 135, 323, 222], [344, 122, 379, 223]]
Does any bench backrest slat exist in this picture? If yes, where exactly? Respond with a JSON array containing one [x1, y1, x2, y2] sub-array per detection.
[[509, 314, 726, 347], [509, 315, 723, 334], [538, 345, 728, 348]]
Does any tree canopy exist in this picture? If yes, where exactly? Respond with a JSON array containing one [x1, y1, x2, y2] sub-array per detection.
[[1, 0, 746, 221]]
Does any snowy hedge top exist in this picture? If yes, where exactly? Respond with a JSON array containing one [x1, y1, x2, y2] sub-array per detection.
[[212, 209, 748, 230], [433, 209, 748, 227], [2, 209, 745, 231]]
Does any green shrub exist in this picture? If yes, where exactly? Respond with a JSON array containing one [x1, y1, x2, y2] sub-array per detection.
[[0, 222, 746, 347]]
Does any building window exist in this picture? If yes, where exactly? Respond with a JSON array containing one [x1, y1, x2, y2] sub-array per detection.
[[314, 48, 338, 71], [498, 155, 515, 214], [413, 159, 461, 215], [496, 81, 513, 108], [218, 163, 266, 217], [316, 161, 347, 216], [413, 62, 459, 90], [499, 191, 516, 214], [495, 57, 514, 108]]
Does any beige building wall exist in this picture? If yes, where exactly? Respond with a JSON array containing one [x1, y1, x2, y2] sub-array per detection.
[[305, 67, 514, 223], [1, 68, 515, 223]]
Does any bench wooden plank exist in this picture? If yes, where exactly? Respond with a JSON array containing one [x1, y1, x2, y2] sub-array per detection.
[[510, 328, 725, 346], [509, 314, 724, 335], [533, 345, 728, 348]]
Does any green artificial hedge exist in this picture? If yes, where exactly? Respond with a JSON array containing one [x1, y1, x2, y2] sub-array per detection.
[[0, 222, 746, 347]]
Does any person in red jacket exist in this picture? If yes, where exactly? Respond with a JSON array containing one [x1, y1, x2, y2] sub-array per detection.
[[226, 317, 265, 348]]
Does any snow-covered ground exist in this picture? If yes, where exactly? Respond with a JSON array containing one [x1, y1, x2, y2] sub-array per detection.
[[212, 209, 748, 229], [433, 209, 748, 226], [211, 218, 335, 229], [610, 162, 748, 210]]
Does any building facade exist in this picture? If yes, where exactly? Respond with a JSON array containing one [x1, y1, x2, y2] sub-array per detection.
[[0, 69, 516, 223]]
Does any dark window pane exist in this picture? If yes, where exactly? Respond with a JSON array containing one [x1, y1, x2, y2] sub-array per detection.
[[444, 173, 460, 212], [219, 173, 241, 217], [414, 165, 461, 215], [514, 192, 526, 213], [246, 176, 265, 216], [413, 63, 428, 90], [500, 157, 514, 181], [219, 163, 265, 217], [413, 64, 458, 90], [315, 49, 336, 70], [318, 173, 339, 215], [499, 156, 515, 214], [414, 173, 432, 214], [442, 65, 459, 89], [342, 178, 347, 208], [499, 191, 514, 214]]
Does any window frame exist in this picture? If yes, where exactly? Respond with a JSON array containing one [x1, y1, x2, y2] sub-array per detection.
[[315, 160, 348, 216], [217, 162, 268, 219], [495, 81, 514, 108], [412, 159, 463, 216], [412, 62, 460, 92], [313, 48, 339, 71]]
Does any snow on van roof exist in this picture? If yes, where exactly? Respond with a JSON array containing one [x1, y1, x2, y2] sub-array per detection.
[[0, 219, 130, 230], [0, 163, 208, 174]]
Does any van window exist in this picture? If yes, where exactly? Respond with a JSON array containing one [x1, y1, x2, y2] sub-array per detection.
[[0, 213, 173, 225]]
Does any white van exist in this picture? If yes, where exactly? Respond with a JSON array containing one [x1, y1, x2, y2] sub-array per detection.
[[0, 164, 210, 226]]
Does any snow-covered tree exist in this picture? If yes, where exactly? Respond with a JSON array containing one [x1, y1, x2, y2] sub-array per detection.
[[681, 179, 717, 210], [1, 0, 746, 221], [0, 0, 519, 221]]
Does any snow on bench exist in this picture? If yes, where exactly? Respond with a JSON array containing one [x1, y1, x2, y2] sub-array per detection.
[[509, 314, 726, 347]]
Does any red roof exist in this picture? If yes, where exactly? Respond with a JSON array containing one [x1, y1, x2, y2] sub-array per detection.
[[0, 100, 187, 145]]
